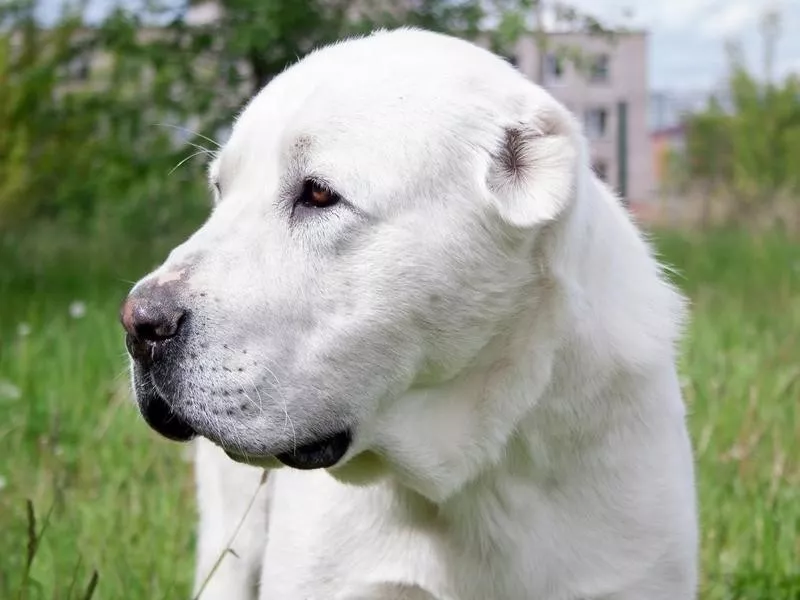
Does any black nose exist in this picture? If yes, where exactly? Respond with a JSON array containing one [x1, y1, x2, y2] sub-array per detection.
[[120, 292, 186, 363]]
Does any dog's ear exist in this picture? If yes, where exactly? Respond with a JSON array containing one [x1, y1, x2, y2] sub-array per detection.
[[486, 106, 580, 229]]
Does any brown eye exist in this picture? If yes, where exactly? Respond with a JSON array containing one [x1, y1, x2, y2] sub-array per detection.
[[299, 180, 341, 209]]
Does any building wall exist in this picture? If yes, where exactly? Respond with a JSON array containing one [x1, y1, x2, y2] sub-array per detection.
[[510, 33, 653, 203]]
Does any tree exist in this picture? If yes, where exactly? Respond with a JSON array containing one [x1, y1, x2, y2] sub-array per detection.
[[760, 7, 780, 86], [171, 0, 487, 104], [684, 8, 800, 227], [0, 0, 612, 234], [0, 1, 209, 231]]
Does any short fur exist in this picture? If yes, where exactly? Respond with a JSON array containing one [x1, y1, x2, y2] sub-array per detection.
[[127, 28, 698, 600]]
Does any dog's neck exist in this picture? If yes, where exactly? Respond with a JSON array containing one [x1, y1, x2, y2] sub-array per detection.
[[375, 174, 686, 505]]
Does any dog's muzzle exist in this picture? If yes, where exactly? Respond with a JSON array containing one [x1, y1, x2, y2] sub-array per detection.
[[121, 285, 197, 442], [120, 284, 353, 469]]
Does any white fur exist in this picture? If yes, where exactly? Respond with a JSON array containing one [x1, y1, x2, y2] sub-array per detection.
[[134, 28, 698, 599]]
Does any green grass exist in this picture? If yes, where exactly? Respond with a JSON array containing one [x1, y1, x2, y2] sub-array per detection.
[[1, 228, 799, 599]]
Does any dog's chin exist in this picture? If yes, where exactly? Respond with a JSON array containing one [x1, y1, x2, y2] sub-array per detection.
[[225, 429, 353, 471], [224, 452, 284, 469]]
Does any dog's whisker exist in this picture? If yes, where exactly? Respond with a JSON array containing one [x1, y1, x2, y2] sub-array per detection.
[[258, 359, 297, 452], [231, 381, 264, 414], [153, 122, 222, 148], [185, 142, 218, 158], [237, 372, 274, 454], [168, 150, 212, 176], [240, 372, 267, 418]]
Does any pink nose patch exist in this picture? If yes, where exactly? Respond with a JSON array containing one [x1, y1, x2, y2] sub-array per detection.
[[154, 268, 187, 286]]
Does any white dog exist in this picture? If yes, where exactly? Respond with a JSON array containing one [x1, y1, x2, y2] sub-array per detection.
[[121, 28, 698, 600]]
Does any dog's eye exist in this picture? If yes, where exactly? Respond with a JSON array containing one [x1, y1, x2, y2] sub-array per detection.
[[298, 180, 341, 209]]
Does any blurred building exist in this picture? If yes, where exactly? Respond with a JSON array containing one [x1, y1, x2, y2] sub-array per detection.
[[35, 4, 656, 204], [503, 32, 652, 205], [187, 4, 653, 202]]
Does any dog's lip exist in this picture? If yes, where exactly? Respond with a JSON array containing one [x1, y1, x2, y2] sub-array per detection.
[[134, 369, 197, 442], [138, 383, 197, 442], [223, 451, 283, 469], [134, 364, 352, 467], [275, 429, 353, 470], [224, 430, 353, 471]]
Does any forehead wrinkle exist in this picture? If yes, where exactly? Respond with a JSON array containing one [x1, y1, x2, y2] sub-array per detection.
[[275, 135, 315, 201], [285, 134, 314, 171], [282, 131, 366, 195]]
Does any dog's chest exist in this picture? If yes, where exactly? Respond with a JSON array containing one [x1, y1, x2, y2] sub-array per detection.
[[257, 469, 596, 600], [256, 439, 696, 600]]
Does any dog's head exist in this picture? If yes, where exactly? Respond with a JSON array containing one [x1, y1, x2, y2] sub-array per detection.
[[121, 29, 585, 480]]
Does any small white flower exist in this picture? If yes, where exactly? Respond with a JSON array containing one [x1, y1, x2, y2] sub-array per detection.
[[69, 301, 87, 319], [17, 322, 31, 337], [0, 380, 21, 401]]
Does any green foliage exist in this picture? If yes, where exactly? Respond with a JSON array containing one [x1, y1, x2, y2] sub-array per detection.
[[725, 70, 800, 201], [0, 1, 212, 235], [684, 21, 800, 223], [0, 0, 618, 242], [184, 0, 356, 95], [485, 0, 618, 82], [384, 0, 484, 39], [0, 0, 520, 240]]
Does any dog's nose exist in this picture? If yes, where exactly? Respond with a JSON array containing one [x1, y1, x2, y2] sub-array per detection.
[[120, 293, 186, 363]]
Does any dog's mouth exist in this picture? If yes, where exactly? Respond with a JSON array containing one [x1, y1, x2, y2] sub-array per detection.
[[273, 429, 353, 470], [133, 365, 353, 470], [136, 373, 351, 470], [137, 377, 198, 442], [225, 429, 353, 470]]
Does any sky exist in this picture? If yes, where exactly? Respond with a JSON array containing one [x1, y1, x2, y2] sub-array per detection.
[[568, 0, 800, 92], [38, 0, 800, 93]]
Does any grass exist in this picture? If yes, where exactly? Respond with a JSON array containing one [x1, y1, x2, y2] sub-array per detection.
[[1, 227, 799, 599]]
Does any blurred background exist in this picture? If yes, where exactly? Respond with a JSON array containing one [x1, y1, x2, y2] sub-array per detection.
[[0, 0, 798, 598]]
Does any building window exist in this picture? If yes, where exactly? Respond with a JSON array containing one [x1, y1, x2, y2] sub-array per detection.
[[584, 107, 608, 139], [64, 55, 91, 81], [589, 53, 609, 83], [544, 53, 564, 81], [592, 158, 608, 181]]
